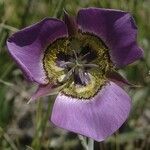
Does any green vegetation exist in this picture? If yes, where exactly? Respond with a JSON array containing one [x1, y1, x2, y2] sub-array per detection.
[[0, 0, 149, 149]]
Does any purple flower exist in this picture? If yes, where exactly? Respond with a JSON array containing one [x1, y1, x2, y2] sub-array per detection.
[[7, 8, 143, 141]]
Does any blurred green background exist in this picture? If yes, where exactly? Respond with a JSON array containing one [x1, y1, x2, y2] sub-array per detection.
[[0, 0, 149, 150]]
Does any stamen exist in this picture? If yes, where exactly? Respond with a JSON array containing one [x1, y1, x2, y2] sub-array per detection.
[[73, 49, 78, 60], [61, 66, 75, 83], [57, 61, 74, 68], [80, 52, 90, 60], [83, 64, 99, 68], [78, 69, 90, 85]]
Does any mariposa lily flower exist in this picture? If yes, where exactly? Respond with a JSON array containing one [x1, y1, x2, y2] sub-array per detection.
[[7, 8, 143, 141]]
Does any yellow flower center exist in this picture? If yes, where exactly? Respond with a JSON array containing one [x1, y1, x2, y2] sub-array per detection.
[[43, 32, 113, 99]]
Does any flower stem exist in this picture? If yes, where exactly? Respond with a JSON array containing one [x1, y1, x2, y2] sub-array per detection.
[[78, 135, 88, 150], [0, 23, 19, 32], [88, 138, 94, 150], [78, 135, 94, 150]]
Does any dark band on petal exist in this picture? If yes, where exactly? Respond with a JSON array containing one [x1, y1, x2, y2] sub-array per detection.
[[43, 31, 114, 99]]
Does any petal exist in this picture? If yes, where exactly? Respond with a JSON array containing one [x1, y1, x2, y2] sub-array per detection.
[[7, 18, 68, 84], [77, 8, 143, 67], [30, 84, 53, 102], [51, 81, 131, 141]]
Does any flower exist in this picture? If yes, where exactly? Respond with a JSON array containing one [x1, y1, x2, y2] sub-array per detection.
[[7, 8, 143, 141]]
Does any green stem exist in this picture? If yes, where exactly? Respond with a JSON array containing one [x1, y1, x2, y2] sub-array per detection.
[[0, 23, 18, 32], [78, 135, 94, 150], [78, 135, 88, 150], [115, 132, 120, 150], [40, 98, 53, 134], [0, 127, 18, 150], [31, 98, 53, 149], [88, 138, 94, 150], [31, 100, 42, 150]]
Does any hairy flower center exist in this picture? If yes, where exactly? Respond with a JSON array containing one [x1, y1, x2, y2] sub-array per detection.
[[56, 45, 99, 86], [43, 33, 113, 99]]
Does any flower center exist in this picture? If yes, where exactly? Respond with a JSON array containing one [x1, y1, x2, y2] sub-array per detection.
[[43, 33, 113, 99], [56, 43, 99, 86]]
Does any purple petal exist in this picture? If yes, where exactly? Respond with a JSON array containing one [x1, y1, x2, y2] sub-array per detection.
[[7, 18, 68, 84], [51, 81, 131, 141], [77, 8, 143, 67], [30, 84, 53, 101]]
